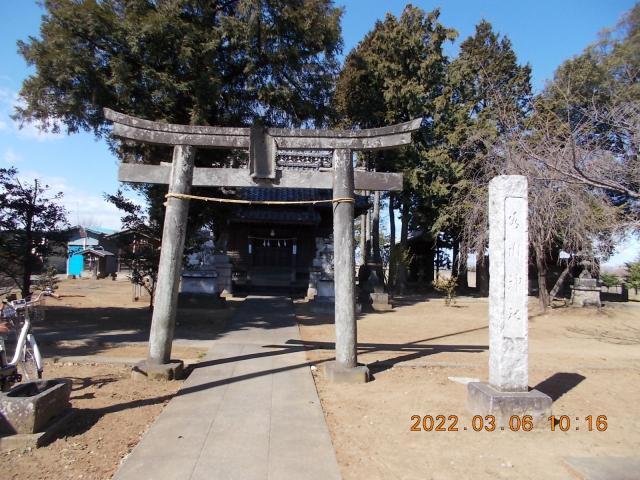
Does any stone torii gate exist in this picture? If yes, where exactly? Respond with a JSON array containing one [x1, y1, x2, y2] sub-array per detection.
[[104, 108, 422, 382]]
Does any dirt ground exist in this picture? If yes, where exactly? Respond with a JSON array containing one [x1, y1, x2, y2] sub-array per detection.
[[2, 362, 180, 480], [296, 296, 640, 480], [2, 278, 233, 479], [4, 277, 640, 479]]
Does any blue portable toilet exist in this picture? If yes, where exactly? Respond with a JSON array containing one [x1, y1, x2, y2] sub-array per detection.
[[68, 245, 84, 276]]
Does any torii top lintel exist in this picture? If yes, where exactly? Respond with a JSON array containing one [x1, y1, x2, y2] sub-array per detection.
[[104, 108, 422, 190], [104, 108, 422, 151]]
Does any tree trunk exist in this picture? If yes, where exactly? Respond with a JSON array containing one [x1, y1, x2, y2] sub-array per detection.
[[396, 193, 410, 294], [365, 206, 371, 264], [451, 239, 459, 278], [458, 257, 469, 289], [535, 249, 549, 311], [372, 191, 381, 263], [549, 263, 571, 301], [22, 201, 34, 299], [359, 212, 367, 266], [476, 252, 489, 296], [435, 235, 440, 278], [21, 251, 32, 299], [452, 234, 468, 289], [388, 193, 396, 288]]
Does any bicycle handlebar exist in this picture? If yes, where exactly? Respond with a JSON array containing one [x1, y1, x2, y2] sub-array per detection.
[[28, 289, 60, 303], [1, 289, 60, 315]]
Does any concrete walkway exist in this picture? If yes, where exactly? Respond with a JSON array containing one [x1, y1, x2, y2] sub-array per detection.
[[114, 296, 341, 480]]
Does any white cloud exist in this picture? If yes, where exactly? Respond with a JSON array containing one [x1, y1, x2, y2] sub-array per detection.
[[602, 232, 640, 267], [0, 86, 15, 105], [0, 86, 64, 142], [18, 170, 126, 231], [3, 148, 22, 164], [14, 120, 65, 142]]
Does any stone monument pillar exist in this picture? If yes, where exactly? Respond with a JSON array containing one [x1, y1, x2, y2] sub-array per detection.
[[467, 176, 551, 424]]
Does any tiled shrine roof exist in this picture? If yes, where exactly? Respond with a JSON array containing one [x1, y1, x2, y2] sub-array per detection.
[[228, 188, 370, 225], [230, 207, 321, 225], [235, 188, 370, 208]]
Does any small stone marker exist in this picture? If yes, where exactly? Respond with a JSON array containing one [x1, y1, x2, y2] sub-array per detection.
[[467, 175, 551, 424], [571, 270, 601, 307]]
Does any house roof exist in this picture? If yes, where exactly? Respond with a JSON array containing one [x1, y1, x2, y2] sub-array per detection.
[[105, 229, 160, 243], [64, 225, 116, 239], [77, 248, 115, 257]]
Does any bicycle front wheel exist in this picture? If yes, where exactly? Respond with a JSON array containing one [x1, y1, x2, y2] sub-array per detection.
[[19, 338, 42, 381]]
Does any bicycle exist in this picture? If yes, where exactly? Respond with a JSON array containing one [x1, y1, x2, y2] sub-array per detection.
[[0, 288, 58, 392]]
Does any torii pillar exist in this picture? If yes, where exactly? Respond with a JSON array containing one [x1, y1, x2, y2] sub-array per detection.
[[325, 149, 368, 382]]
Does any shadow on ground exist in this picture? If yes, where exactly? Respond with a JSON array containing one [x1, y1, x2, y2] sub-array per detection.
[[43, 296, 489, 442], [533, 372, 586, 401], [32, 305, 233, 357]]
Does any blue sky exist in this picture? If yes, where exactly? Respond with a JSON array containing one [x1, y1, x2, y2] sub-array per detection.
[[0, 1, 638, 264]]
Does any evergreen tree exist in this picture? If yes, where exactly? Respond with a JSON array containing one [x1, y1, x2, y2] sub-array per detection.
[[438, 20, 532, 280], [15, 0, 343, 133], [14, 0, 344, 238], [333, 5, 457, 291]]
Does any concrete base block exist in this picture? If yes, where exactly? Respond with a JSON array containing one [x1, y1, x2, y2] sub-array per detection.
[[324, 362, 370, 384], [371, 302, 393, 312], [0, 379, 72, 435], [0, 409, 74, 451], [467, 382, 551, 426], [132, 360, 184, 381], [309, 298, 335, 314], [219, 289, 233, 299], [571, 288, 601, 307], [306, 285, 317, 301], [369, 293, 393, 311], [178, 293, 225, 309]]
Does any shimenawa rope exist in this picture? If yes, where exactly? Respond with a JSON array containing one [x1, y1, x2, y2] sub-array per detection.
[[164, 192, 355, 206]]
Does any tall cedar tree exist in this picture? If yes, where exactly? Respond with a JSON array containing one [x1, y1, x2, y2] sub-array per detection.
[[439, 20, 532, 277], [333, 5, 457, 291], [0, 168, 68, 298], [14, 0, 344, 236]]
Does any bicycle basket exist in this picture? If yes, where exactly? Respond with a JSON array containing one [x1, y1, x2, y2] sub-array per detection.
[[24, 300, 45, 323]]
